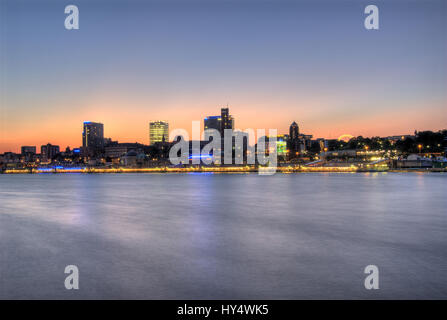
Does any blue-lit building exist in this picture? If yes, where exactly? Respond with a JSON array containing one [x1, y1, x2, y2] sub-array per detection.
[[204, 107, 234, 137]]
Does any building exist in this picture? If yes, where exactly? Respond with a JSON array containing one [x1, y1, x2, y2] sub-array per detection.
[[204, 107, 234, 138], [105, 143, 145, 159], [41, 143, 60, 162], [317, 138, 328, 152], [21, 146, 36, 155], [187, 140, 215, 164], [204, 116, 221, 132], [287, 121, 314, 157], [257, 135, 287, 158], [288, 121, 300, 157], [149, 121, 169, 145], [299, 134, 313, 150], [202, 107, 236, 161], [289, 121, 299, 140], [204, 116, 221, 141], [0, 152, 21, 168], [82, 121, 104, 157], [20, 146, 37, 163], [276, 135, 288, 158], [394, 154, 433, 169], [220, 107, 234, 135], [385, 135, 413, 144], [120, 150, 147, 167], [231, 131, 249, 164]]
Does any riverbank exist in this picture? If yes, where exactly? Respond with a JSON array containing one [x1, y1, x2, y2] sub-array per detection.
[[2, 166, 446, 174]]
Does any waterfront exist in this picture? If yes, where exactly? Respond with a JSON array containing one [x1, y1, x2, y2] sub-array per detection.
[[0, 173, 446, 299]]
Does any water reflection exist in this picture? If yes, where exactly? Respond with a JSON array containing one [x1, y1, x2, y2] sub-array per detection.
[[0, 173, 446, 299]]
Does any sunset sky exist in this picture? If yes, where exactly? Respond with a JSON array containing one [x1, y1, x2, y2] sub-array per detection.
[[1, 0, 446, 153]]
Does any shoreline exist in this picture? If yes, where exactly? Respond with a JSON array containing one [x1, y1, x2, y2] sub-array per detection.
[[2, 167, 446, 174]]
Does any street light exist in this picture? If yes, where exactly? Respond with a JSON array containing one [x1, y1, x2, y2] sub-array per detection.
[[418, 144, 422, 155]]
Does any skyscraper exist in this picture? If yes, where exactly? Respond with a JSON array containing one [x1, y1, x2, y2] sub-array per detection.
[[149, 121, 169, 145], [289, 121, 299, 140], [82, 121, 104, 157], [220, 107, 234, 135], [288, 121, 300, 158]]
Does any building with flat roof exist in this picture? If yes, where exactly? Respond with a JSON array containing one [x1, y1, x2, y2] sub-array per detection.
[[21, 146, 36, 155], [41, 143, 60, 162], [149, 121, 169, 145], [82, 121, 104, 157], [105, 143, 145, 159]]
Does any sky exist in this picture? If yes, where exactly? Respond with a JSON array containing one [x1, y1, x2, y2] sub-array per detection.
[[1, 0, 446, 152]]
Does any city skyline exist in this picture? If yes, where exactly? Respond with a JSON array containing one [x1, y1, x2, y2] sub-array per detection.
[[1, 0, 446, 153], [2, 0, 447, 305], [1, 106, 446, 153]]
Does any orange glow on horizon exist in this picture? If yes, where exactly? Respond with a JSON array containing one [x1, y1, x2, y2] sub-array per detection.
[[1, 97, 446, 153]]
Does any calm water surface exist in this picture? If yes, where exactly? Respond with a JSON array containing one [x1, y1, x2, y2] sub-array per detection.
[[0, 172, 446, 299]]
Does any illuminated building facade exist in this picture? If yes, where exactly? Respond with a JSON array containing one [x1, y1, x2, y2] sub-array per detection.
[[149, 121, 169, 145], [276, 135, 288, 157], [258, 135, 287, 160], [82, 122, 104, 157], [288, 121, 300, 158]]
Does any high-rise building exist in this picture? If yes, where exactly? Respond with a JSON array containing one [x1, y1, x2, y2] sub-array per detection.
[[82, 122, 104, 154], [289, 121, 299, 140], [220, 107, 234, 135], [149, 121, 169, 145], [201, 107, 235, 161], [288, 121, 300, 158], [41, 143, 60, 161]]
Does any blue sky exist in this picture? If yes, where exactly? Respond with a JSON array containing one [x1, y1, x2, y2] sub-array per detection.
[[1, 0, 446, 151]]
